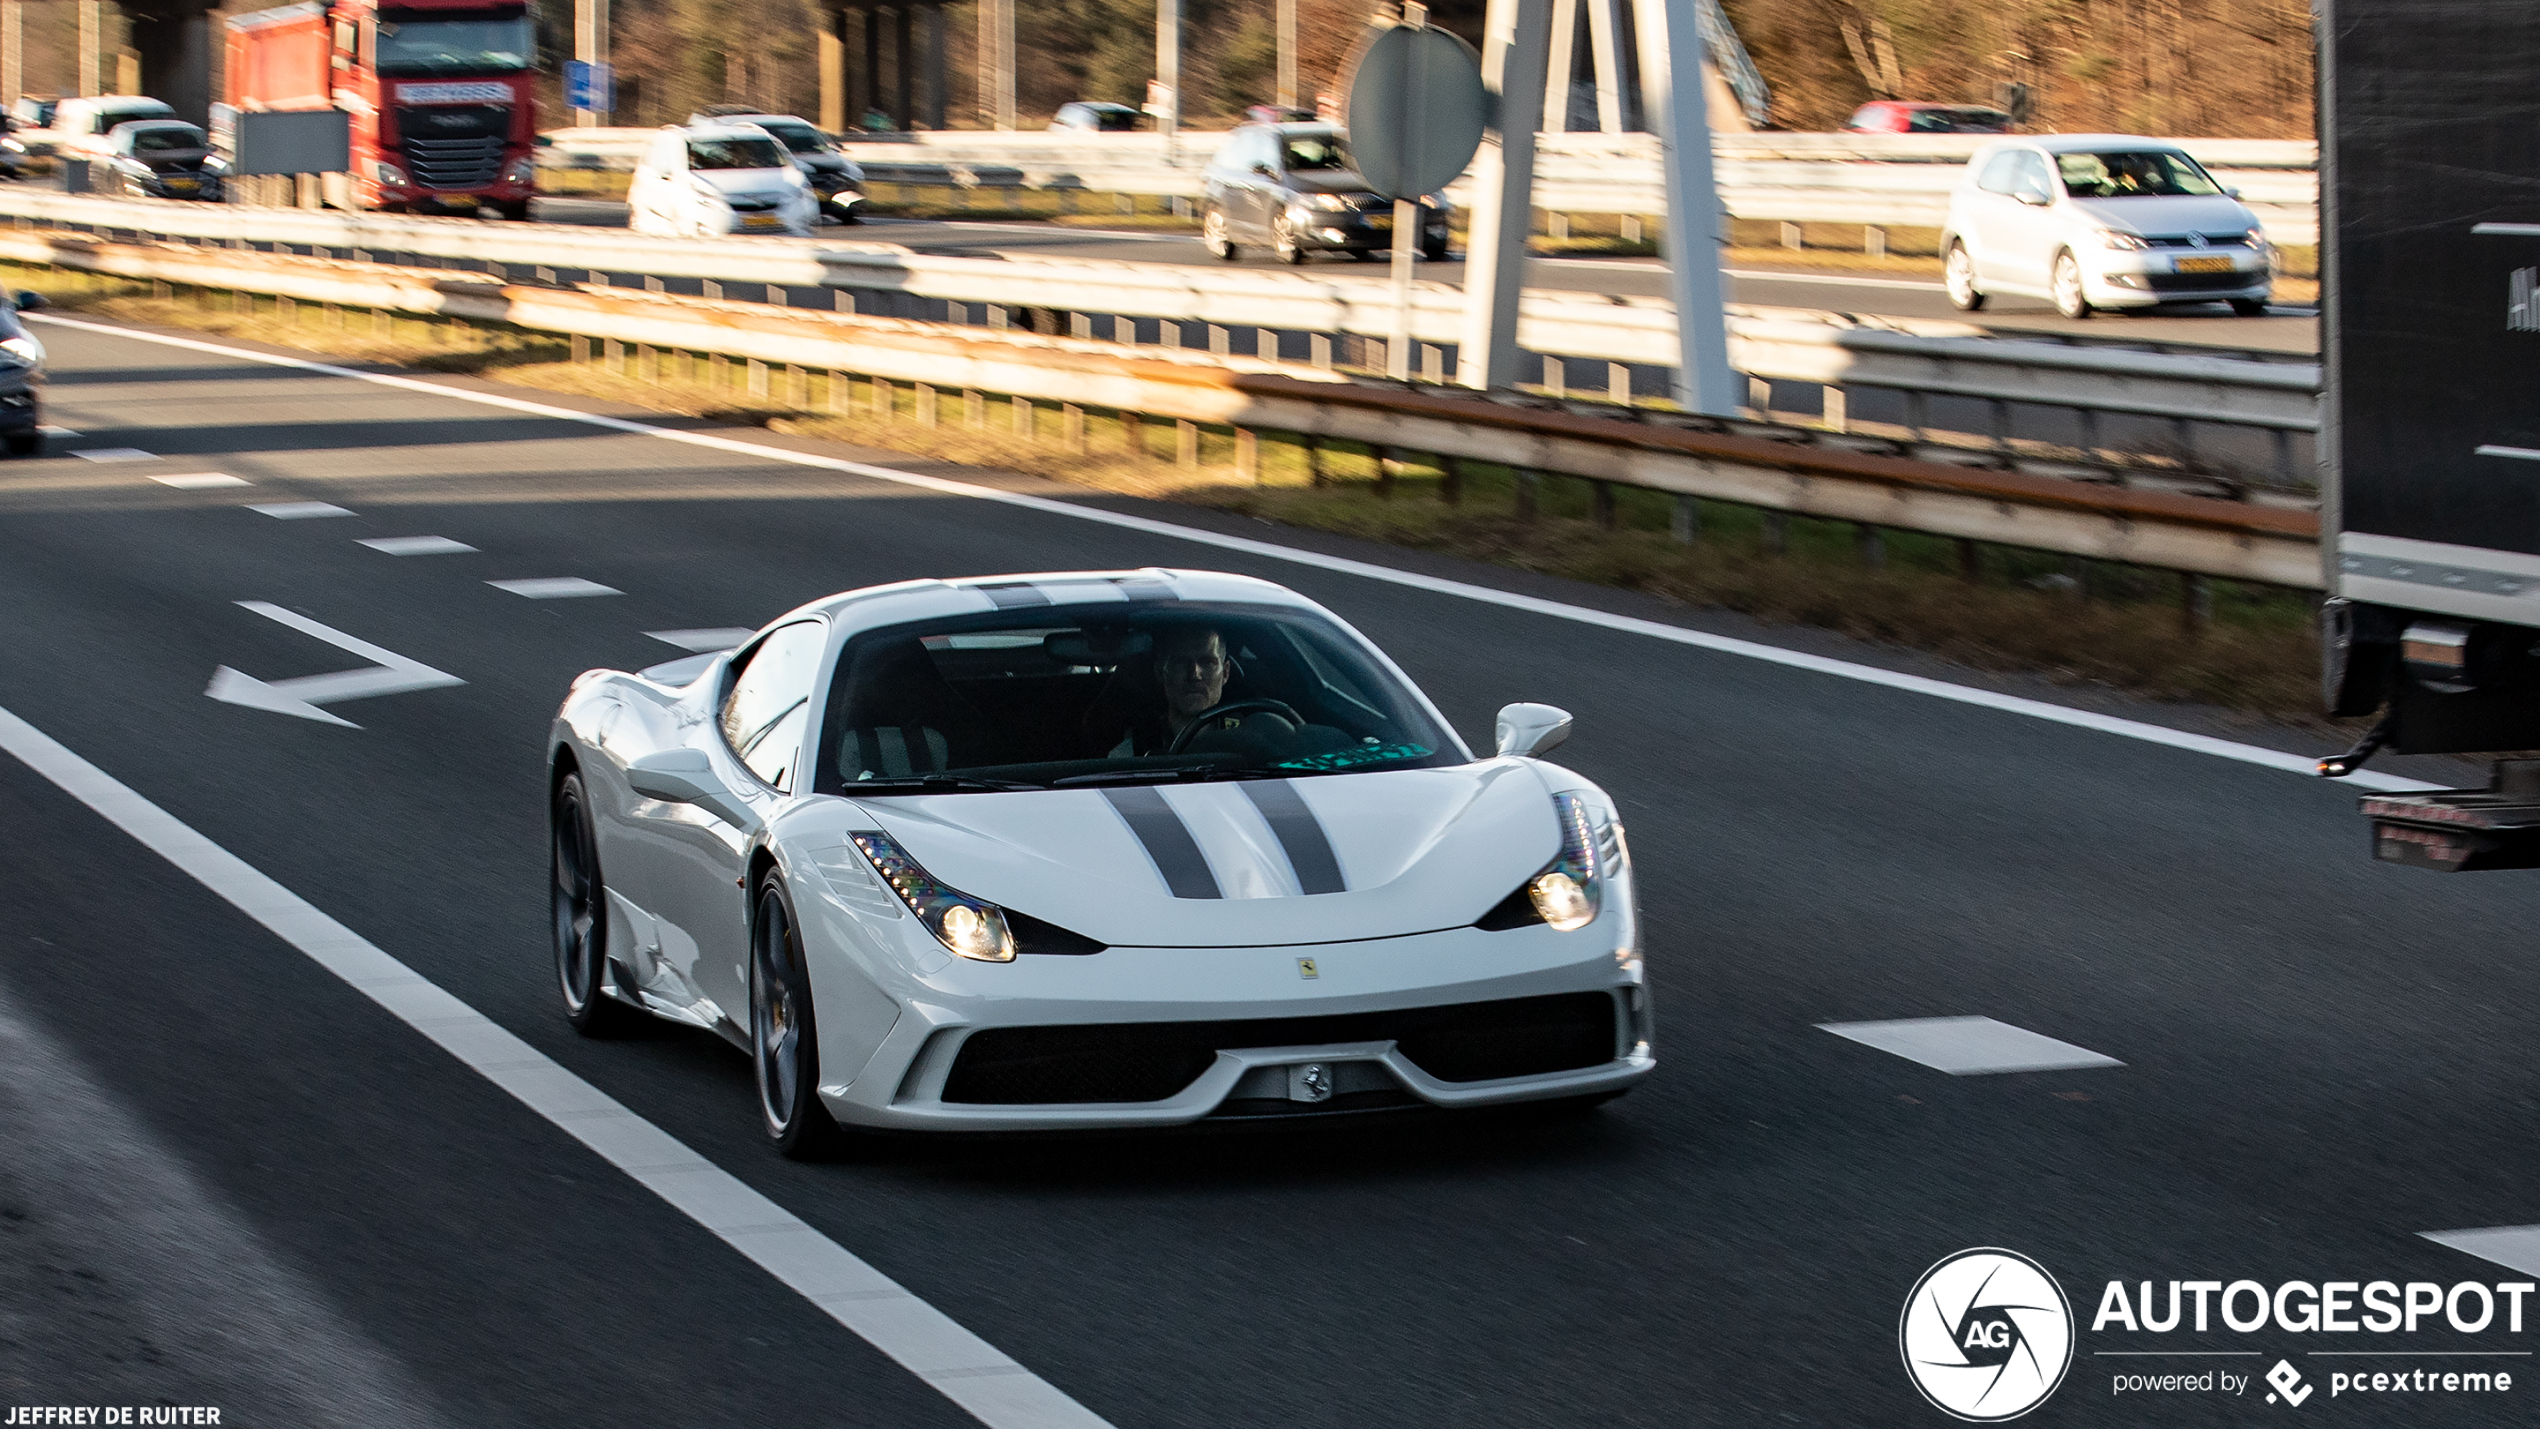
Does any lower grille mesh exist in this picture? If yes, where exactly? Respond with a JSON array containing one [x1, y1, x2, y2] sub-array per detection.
[[942, 991, 1619, 1105]]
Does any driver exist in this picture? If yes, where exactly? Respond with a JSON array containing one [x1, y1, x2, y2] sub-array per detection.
[[1094, 626, 1296, 756]]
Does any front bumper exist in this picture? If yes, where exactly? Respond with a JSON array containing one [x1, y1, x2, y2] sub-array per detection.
[[1291, 204, 1450, 252], [807, 909, 1654, 1132], [2084, 249, 2270, 307]]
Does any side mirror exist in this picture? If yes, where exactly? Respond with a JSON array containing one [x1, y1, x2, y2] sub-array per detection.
[[1250, 162, 1275, 177], [2015, 189, 2050, 206], [1495, 702, 1573, 759], [13, 290, 44, 310], [625, 748, 755, 827], [2225, 186, 2243, 199]]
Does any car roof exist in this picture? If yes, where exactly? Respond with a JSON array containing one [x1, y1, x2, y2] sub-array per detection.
[[2011, 133, 2192, 155], [681, 122, 781, 142], [711, 113, 814, 127]]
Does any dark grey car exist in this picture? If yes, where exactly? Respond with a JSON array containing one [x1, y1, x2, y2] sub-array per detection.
[[1201, 123, 1449, 265], [99, 121, 224, 201]]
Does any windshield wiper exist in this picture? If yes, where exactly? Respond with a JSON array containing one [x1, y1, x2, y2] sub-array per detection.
[[1051, 764, 1251, 788], [843, 775, 1044, 794]]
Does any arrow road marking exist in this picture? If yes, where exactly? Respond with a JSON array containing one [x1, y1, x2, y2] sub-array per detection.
[[204, 602, 463, 728]]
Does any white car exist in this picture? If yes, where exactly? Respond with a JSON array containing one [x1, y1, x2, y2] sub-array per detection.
[[548, 569, 1654, 1154], [626, 122, 817, 238], [1943, 135, 2272, 319]]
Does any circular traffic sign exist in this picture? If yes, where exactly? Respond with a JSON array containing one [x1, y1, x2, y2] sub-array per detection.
[[1341, 22, 1486, 200]]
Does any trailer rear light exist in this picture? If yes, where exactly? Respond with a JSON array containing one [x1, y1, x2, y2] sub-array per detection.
[[2401, 619, 2475, 692]]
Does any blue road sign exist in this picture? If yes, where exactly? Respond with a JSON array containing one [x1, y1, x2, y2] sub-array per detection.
[[565, 61, 613, 113]]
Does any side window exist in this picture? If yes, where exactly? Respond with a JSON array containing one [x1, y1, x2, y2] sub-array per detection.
[[2012, 151, 2055, 201], [720, 621, 826, 791], [1975, 150, 2024, 195]]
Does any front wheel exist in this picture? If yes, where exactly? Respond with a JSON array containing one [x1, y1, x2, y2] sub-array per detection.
[[553, 772, 637, 1036], [1271, 212, 1306, 265], [1944, 242, 1985, 311], [752, 876, 843, 1158], [1422, 238, 1449, 262], [2051, 251, 2093, 319], [2229, 297, 2269, 316], [1202, 206, 1240, 261], [5, 431, 41, 458], [496, 198, 532, 222]]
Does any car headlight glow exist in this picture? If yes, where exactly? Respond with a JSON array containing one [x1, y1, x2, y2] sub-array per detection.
[[2097, 228, 2149, 250], [2244, 227, 2268, 249], [503, 154, 537, 185], [849, 830, 1017, 961], [1528, 869, 1594, 929], [0, 335, 43, 367], [1298, 193, 1351, 211]]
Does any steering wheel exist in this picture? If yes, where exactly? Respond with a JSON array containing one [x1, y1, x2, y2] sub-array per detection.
[[1168, 699, 1303, 754]]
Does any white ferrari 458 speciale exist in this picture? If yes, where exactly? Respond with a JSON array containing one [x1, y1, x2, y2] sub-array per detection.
[[548, 569, 1654, 1153]]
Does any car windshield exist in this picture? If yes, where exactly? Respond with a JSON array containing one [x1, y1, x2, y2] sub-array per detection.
[[374, 15, 534, 76], [755, 121, 830, 153], [689, 136, 786, 170], [128, 126, 205, 153], [813, 603, 1462, 794], [2056, 150, 2221, 198], [1281, 134, 1351, 171]]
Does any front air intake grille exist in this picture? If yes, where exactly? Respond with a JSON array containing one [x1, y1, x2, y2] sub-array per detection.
[[2143, 270, 2259, 292], [941, 991, 1620, 1104], [395, 105, 510, 188]]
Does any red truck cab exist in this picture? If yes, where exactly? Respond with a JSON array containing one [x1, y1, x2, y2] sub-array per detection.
[[226, 0, 539, 218]]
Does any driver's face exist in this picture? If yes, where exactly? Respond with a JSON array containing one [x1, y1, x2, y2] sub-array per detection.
[[1156, 632, 1228, 719]]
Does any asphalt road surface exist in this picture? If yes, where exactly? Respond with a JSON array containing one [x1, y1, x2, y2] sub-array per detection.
[[528, 196, 2319, 356], [0, 311, 2526, 1429]]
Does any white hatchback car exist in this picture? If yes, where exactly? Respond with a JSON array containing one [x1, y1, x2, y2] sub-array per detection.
[[627, 122, 818, 238], [1943, 135, 2272, 318]]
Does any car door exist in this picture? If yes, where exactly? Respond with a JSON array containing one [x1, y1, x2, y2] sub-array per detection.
[[628, 132, 682, 233], [1994, 149, 2062, 294], [641, 619, 828, 1028], [1230, 130, 1280, 239]]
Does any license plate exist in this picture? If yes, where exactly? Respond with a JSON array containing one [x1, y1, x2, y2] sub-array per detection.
[[2176, 256, 2235, 273], [165, 178, 198, 191], [741, 214, 783, 230]]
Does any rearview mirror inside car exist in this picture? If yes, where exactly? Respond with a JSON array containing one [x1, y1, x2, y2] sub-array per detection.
[[1495, 703, 1573, 759], [625, 748, 755, 827]]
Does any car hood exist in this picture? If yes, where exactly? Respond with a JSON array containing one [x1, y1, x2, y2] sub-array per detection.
[[692, 167, 798, 197], [2070, 193, 2256, 235], [1285, 170, 1379, 198], [844, 762, 1560, 947]]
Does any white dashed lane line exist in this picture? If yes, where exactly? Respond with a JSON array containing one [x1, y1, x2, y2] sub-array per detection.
[[1818, 1016, 2124, 1075], [646, 627, 757, 651], [248, 502, 355, 519], [72, 447, 157, 462], [2422, 1226, 2540, 1279], [152, 473, 251, 489], [489, 577, 622, 599], [0, 702, 1115, 1429], [359, 536, 478, 556]]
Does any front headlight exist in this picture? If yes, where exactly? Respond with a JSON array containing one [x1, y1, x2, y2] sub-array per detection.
[[2096, 228, 2149, 250], [0, 335, 43, 367], [849, 831, 1017, 962], [2243, 227, 2268, 249], [1480, 792, 1605, 932], [502, 154, 537, 185], [1298, 193, 1351, 211], [373, 159, 410, 187]]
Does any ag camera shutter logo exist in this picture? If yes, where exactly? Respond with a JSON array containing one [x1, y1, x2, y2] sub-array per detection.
[[1901, 1248, 2076, 1420]]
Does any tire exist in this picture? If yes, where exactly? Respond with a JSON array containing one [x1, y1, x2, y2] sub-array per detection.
[[2229, 297, 2268, 316], [497, 198, 532, 222], [2051, 250, 2093, 319], [1944, 241, 1985, 311], [1271, 212, 1306, 265], [1422, 239, 1449, 262], [751, 875, 844, 1158], [552, 771, 638, 1036], [1201, 206, 1239, 261], [1350, 248, 1381, 262], [5, 431, 40, 458]]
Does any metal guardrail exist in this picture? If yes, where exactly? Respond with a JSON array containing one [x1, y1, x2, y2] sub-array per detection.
[[543, 127, 2326, 245], [0, 227, 2321, 590], [0, 188, 2324, 468]]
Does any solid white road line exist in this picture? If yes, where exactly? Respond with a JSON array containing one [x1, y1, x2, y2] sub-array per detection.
[[647, 627, 758, 651], [1818, 1016, 2124, 1075], [1725, 267, 1947, 292], [249, 501, 355, 519], [0, 699, 1115, 1429], [72, 446, 158, 462], [28, 313, 2437, 796], [358, 536, 478, 555], [205, 600, 466, 727], [488, 576, 622, 598], [152, 472, 251, 489], [2421, 1226, 2540, 1279]]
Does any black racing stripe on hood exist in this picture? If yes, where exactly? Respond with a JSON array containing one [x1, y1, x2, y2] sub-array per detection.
[[1240, 780, 1346, 894], [1101, 787, 1222, 898]]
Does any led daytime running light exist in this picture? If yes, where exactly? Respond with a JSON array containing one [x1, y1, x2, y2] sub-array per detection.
[[848, 831, 1016, 962]]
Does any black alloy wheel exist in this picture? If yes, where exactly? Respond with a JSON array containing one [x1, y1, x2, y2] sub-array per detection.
[[552, 772, 636, 1035], [752, 876, 843, 1158]]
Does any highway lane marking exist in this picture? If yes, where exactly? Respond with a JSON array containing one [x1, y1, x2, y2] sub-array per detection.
[[488, 576, 621, 598], [0, 699, 1118, 1429], [29, 313, 2436, 796], [73, 446, 158, 462], [1723, 268, 1947, 292], [358, 535, 478, 556], [151, 472, 253, 489], [39, 424, 81, 437], [249, 501, 356, 519], [205, 600, 465, 727], [2422, 1226, 2540, 1278], [1818, 1016, 2124, 1075], [647, 627, 757, 651]]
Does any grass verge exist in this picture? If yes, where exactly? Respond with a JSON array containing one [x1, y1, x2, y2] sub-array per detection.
[[26, 267, 2325, 725]]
